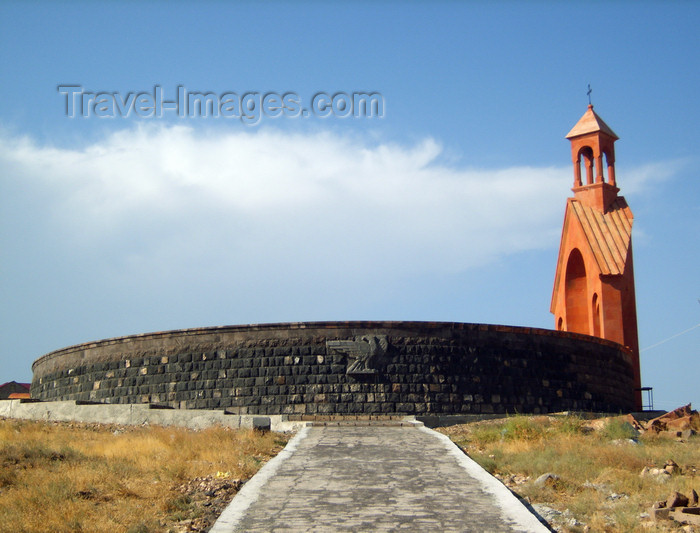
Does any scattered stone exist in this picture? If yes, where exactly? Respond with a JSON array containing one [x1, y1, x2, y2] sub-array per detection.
[[650, 490, 700, 526], [582, 480, 608, 491], [646, 404, 699, 435], [668, 491, 690, 508], [624, 413, 646, 432], [531, 504, 562, 522], [534, 472, 560, 488], [670, 508, 700, 527], [650, 506, 670, 522], [581, 481, 628, 502], [664, 459, 680, 475], [640, 466, 671, 481], [166, 474, 245, 532], [566, 516, 583, 527], [513, 474, 529, 485], [681, 429, 697, 440], [612, 438, 638, 446], [496, 472, 530, 488]]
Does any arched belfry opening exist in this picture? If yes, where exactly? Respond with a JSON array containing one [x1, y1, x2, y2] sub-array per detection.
[[551, 104, 641, 409], [603, 149, 616, 186], [576, 143, 616, 187], [576, 146, 595, 186]]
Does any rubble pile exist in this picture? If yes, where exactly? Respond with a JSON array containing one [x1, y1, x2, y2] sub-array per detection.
[[650, 490, 700, 527], [628, 404, 699, 439], [167, 473, 245, 532]]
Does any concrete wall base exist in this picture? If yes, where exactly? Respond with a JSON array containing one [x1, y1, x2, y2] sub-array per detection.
[[0, 399, 305, 432]]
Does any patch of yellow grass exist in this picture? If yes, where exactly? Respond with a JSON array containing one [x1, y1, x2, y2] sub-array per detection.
[[440, 415, 700, 532], [0, 418, 288, 533]]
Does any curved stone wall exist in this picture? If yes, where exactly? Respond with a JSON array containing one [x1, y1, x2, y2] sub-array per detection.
[[31, 321, 636, 415]]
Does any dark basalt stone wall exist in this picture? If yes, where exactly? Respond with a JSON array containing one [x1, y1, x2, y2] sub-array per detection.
[[31, 321, 636, 414]]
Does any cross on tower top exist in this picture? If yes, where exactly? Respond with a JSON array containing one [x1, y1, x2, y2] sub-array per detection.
[[587, 84, 593, 106]]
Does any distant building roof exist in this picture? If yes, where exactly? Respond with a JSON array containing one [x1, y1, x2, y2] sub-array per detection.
[[0, 381, 30, 390], [0, 381, 31, 399]]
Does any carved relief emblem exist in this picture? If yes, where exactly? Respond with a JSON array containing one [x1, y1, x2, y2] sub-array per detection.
[[326, 335, 389, 375]]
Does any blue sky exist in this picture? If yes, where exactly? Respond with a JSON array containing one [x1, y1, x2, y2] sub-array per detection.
[[1, 1, 697, 411]]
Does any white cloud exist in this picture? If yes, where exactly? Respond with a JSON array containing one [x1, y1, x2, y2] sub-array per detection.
[[1, 122, 688, 346], [615, 158, 688, 195], [0, 124, 576, 283]]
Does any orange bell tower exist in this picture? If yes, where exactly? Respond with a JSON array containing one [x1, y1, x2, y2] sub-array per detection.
[[551, 104, 641, 408]]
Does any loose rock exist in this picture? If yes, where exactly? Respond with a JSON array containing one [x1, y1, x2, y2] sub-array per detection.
[[667, 491, 690, 508], [664, 459, 680, 475], [534, 472, 560, 488], [640, 466, 671, 481]]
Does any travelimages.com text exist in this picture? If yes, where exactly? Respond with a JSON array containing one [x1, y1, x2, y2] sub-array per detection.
[[57, 85, 384, 124]]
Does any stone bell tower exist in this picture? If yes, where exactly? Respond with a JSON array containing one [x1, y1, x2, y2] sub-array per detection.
[[551, 105, 641, 408]]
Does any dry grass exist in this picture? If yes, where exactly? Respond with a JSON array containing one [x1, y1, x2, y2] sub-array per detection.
[[439, 415, 700, 532], [0, 418, 289, 533]]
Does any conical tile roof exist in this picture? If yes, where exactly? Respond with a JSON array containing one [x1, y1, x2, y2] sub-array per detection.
[[566, 105, 619, 139]]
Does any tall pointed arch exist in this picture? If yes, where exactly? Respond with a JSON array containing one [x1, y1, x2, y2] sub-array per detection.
[[564, 248, 588, 334]]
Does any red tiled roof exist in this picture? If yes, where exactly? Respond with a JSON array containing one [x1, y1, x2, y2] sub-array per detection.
[[570, 197, 633, 275]]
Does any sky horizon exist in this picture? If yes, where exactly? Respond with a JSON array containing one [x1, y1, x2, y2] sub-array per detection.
[[1, 1, 698, 410]]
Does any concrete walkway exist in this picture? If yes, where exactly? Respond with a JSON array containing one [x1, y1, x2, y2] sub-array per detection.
[[211, 423, 549, 532]]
